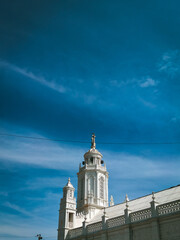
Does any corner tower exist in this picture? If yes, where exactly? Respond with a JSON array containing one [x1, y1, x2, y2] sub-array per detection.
[[77, 134, 108, 218]]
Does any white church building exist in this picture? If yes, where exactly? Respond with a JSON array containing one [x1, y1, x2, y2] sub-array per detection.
[[57, 134, 180, 240]]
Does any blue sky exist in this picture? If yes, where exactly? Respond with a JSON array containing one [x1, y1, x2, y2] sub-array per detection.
[[0, 0, 180, 239]]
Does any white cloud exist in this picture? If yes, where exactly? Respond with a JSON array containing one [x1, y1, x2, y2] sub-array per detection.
[[138, 97, 156, 108], [0, 133, 87, 170], [139, 77, 157, 88], [25, 177, 66, 190], [0, 59, 66, 93], [1, 131, 180, 181], [109, 77, 158, 89], [104, 151, 180, 180], [158, 50, 180, 76]]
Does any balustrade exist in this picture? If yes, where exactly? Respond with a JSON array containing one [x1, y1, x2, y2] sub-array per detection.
[[157, 200, 180, 216], [130, 208, 152, 222], [87, 221, 102, 233], [67, 199, 180, 239], [107, 215, 125, 228]]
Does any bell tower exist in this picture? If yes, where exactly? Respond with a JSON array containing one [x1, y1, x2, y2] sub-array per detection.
[[77, 134, 108, 218]]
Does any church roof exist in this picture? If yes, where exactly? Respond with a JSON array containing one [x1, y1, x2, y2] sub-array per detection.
[[88, 184, 180, 224]]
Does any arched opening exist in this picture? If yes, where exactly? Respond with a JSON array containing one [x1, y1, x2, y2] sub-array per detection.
[[90, 157, 94, 164]]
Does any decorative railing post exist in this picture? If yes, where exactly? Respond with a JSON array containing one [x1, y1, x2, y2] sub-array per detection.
[[150, 192, 158, 217], [102, 207, 108, 229], [124, 196, 131, 224], [157, 200, 180, 216]]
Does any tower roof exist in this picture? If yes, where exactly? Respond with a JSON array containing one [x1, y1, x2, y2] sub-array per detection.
[[64, 178, 74, 189]]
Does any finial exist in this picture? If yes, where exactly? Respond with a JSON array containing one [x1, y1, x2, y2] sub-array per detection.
[[124, 194, 129, 203], [110, 195, 114, 206], [152, 191, 155, 201], [125, 194, 129, 208], [68, 177, 70, 183], [91, 133, 96, 149]]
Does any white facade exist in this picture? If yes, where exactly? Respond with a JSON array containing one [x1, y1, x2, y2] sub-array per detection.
[[57, 135, 180, 240]]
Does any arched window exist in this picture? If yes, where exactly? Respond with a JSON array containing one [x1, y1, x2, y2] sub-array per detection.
[[99, 177, 104, 199]]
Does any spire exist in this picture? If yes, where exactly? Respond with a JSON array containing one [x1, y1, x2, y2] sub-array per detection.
[[91, 133, 96, 149]]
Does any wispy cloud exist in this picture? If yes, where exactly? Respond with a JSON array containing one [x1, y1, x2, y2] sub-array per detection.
[[170, 116, 180, 123], [109, 77, 158, 89], [105, 151, 180, 180], [3, 202, 33, 217], [158, 50, 180, 77], [0, 191, 8, 196], [26, 177, 65, 190], [0, 59, 66, 93], [139, 77, 157, 88], [0, 133, 86, 170], [1, 132, 179, 180], [138, 97, 156, 108], [109, 79, 136, 87]]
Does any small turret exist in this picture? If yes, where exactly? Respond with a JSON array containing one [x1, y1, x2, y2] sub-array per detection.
[[58, 178, 76, 240]]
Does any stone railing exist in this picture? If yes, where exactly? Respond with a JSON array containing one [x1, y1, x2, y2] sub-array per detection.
[[157, 200, 180, 216], [68, 227, 83, 239], [107, 215, 125, 228], [67, 199, 180, 239], [86, 221, 102, 233], [130, 208, 152, 222]]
